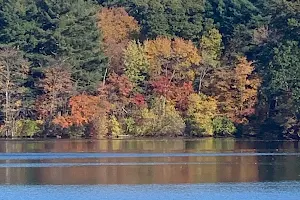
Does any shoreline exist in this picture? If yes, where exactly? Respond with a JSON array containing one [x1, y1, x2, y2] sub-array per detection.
[[0, 134, 297, 141]]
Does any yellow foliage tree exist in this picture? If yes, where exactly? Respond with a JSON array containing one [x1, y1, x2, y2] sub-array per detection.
[[235, 57, 261, 109], [186, 93, 218, 136], [144, 37, 201, 82], [108, 115, 122, 137], [124, 41, 150, 87], [135, 108, 158, 136]]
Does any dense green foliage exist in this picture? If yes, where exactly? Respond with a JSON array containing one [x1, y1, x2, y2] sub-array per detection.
[[0, 0, 107, 91], [212, 116, 236, 136], [0, 0, 299, 139]]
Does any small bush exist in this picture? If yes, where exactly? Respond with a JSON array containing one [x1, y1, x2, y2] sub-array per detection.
[[108, 115, 122, 137], [134, 108, 157, 136], [15, 119, 42, 137], [212, 116, 236, 136], [156, 103, 185, 136], [124, 117, 136, 135], [132, 98, 185, 137]]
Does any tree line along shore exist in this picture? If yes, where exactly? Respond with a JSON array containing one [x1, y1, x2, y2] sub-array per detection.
[[0, 0, 299, 139]]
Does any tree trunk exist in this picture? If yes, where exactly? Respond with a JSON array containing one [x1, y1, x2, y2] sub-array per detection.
[[5, 65, 10, 137], [102, 67, 108, 87], [5, 89, 9, 137], [198, 67, 208, 94]]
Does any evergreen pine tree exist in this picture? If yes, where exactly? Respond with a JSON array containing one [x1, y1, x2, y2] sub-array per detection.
[[52, 0, 107, 92], [0, 0, 107, 92]]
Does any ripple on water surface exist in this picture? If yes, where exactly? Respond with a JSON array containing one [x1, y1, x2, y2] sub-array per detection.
[[1, 182, 300, 200], [1, 139, 300, 191]]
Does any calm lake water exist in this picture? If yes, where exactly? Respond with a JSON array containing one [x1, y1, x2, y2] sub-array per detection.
[[1, 138, 300, 199]]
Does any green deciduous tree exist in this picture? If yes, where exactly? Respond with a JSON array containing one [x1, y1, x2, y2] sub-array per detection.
[[264, 41, 300, 136], [212, 116, 236, 136], [124, 41, 150, 89], [198, 27, 222, 93], [132, 98, 185, 136]]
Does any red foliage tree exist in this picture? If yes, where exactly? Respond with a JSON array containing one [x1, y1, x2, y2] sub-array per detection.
[[99, 73, 134, 116], [150, 76, 194, 112]]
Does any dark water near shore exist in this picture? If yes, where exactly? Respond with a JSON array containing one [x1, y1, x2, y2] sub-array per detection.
[[1, 138, 300, 199]]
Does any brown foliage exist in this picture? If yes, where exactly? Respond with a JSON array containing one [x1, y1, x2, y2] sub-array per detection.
[[203, 57, 261, 123], [35, 64, 74, 119], [99, 7, 140, 44], [0, 47, 29, 136], [98, 7, 140, 73], [99, 73, 134, 116], [99, 73, 133, 101]]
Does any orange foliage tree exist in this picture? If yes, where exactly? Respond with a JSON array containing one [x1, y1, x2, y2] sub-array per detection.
[[144, 37, 199, 114], [53, 95, 110, 129], [98, 7, 140, 73], [204, 57, 261, 123]]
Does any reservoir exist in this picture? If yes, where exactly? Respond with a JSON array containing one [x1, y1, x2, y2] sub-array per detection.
[[1, 138, 300, 199]]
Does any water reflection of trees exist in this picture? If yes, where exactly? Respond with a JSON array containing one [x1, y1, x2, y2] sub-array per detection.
[[0, 139, 265, 184], [0, 139, 300, 184]]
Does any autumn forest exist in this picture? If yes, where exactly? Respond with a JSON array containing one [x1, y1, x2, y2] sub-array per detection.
[[0, 0, 299, 139]]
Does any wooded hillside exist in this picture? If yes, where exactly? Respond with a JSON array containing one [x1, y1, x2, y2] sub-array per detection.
[[0, 0, 299, 139]]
